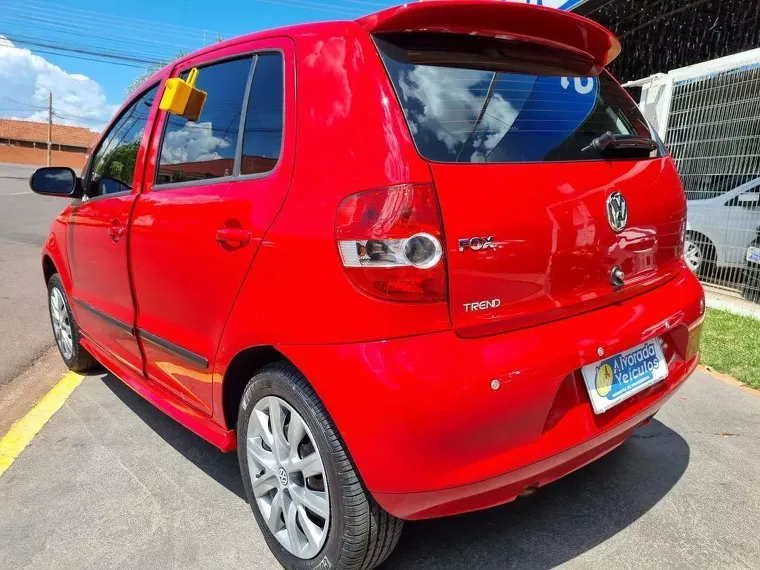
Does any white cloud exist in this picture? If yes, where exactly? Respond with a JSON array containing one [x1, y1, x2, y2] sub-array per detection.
[[160, 121, 230, 164], [0, 35, 117, 130], [398, 66, 520, 161]]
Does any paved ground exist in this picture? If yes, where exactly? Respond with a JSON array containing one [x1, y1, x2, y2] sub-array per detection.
[[1, 162, 759, 569], [0, 163, 65, 385], [0, 368, 758, 569], [705, 285, 760, 321]]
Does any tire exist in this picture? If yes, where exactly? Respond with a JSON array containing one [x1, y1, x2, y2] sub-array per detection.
[[684, 233, 715, 277], [47, 273, 98, 372], [237, 362, 403, 570]]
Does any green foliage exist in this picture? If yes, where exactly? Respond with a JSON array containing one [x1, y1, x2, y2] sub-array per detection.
[[701, 308, 760, 389], [101, 141, 140, 182]]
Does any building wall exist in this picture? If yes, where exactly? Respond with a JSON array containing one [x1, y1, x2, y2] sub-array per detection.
[[0, 145, 88, 171]]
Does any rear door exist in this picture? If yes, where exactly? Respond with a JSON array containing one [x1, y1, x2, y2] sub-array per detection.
[[376, 33, 685, 337], [130, 39, 293, 414]]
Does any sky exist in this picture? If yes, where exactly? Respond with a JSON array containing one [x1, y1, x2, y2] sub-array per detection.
[[0, 0, 399, 131], [0, 0, 577, 132]]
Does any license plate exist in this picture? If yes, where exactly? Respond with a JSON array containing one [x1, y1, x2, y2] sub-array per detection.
[[747, 246, 760, 263], [581, 339, 668, 414]]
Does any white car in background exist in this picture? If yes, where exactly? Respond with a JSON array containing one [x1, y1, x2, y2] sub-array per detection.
[[685, 176, 760, 275]]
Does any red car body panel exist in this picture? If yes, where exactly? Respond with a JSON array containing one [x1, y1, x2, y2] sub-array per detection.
[[129, 37, 297, 417], [38, 1, 704, 521], [69, 193, 144, 373], [278, 266, 703, 518], [436, 158, 686, 337]]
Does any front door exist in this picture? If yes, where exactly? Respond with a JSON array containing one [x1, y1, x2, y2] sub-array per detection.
[[130, 39, 294, 415], [69, 84, 160, 373]]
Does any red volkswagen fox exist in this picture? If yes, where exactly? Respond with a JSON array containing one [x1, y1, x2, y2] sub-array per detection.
[[31, 2, 704, 568]]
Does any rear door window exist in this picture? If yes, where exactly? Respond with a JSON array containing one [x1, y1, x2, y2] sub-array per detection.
[[156, 57, 252, 184], [241, 53, 284, 176], [375, 34, 661, 164]]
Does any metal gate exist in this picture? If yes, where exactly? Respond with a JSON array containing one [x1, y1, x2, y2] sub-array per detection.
[[625, 49, 760, 303]]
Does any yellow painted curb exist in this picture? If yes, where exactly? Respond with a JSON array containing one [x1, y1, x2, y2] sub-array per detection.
[[0, 371, 84, 477]]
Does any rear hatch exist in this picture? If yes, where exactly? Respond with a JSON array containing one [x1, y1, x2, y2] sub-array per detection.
[[370, 7, 685, 337]]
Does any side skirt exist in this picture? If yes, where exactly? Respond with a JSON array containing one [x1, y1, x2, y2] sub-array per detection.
[[79, 334, 237, 452]]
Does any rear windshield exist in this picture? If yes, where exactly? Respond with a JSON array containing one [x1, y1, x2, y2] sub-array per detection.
[[375, 34, 662, 164]]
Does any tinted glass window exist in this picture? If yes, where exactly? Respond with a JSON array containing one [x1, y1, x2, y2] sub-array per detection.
[[87, 85, 157, 197], [376, 34, 661, 164], [241, 53, 283, 175], [157, 57, 252, 184]]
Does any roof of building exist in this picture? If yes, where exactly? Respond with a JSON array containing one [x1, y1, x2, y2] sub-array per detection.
[[0, 118, 99, 148]]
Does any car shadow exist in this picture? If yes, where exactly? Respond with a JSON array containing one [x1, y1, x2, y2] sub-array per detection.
[[383, 420, 689, 569], [101, 373, 689, 569], [100, 373, 246, 500]]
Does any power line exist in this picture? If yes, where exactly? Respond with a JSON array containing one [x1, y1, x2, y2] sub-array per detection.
[[2, 34, 164, 65], [52, 112, 105, 125], [0, 0, 400, 75], [0, 96, 47, 111], [0, 0, 229, 39], [1, 14, 196, 59], [331, 0, 387, 6], [1, 9, 222, 54], [252, 0, 365, 17], [1, 42, 149, 69], [3, 35, 164, 65], [250, 0, 396, 17], [0, 0, 231, 72]]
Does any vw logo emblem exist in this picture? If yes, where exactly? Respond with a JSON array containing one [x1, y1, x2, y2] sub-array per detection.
[[277, 467, 288, 487], [606, 191, 628, 233]]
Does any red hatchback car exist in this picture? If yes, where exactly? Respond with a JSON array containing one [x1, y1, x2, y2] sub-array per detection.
[[31, 2, 704, 568]]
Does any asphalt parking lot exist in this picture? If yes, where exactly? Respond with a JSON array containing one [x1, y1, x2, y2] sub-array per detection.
[[0, 164, 68, 434], [1, 161, 759, 569], [1, 364, 759, 569], [0, 164, 64, 385]]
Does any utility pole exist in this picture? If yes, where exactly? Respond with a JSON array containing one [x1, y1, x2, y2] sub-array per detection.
[[47, 91, 52, 167]]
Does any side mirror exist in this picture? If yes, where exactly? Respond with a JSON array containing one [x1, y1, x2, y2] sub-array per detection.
[[29, 167, 81, 198], [737, 193, 760, 208]]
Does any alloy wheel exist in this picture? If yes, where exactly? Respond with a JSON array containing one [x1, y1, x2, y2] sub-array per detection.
[[50, 287, 73, 360], [246, 395, 330, 559], [684, 239, 703, 273]]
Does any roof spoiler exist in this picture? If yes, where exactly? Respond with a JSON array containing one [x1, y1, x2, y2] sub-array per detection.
[[357, 0, 621, 68]]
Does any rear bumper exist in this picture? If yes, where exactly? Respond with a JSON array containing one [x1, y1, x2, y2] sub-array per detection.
[[374, 358, 694, 519], [279, 265, 704, 520]]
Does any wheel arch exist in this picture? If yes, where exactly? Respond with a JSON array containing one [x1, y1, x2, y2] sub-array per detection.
[[42, 254, 57, 284], [221, 345, 292, 431], [41, 225, 74, 294]]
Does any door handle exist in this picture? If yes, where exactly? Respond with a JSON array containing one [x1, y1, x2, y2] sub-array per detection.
[[216, 227, 252, 246], [108, 222, 125, 242]]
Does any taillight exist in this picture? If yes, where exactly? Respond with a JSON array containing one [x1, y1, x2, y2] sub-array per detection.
[[336, 183, 446, 302]]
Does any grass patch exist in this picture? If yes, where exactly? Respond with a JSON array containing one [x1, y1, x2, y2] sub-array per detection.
[[701, 308, 760, 390]]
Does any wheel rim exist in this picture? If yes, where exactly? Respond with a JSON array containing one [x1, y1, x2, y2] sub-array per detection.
[[246, 395, 330, 559], [684, 239, 703, 273], [50, 287, 73, 360]]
